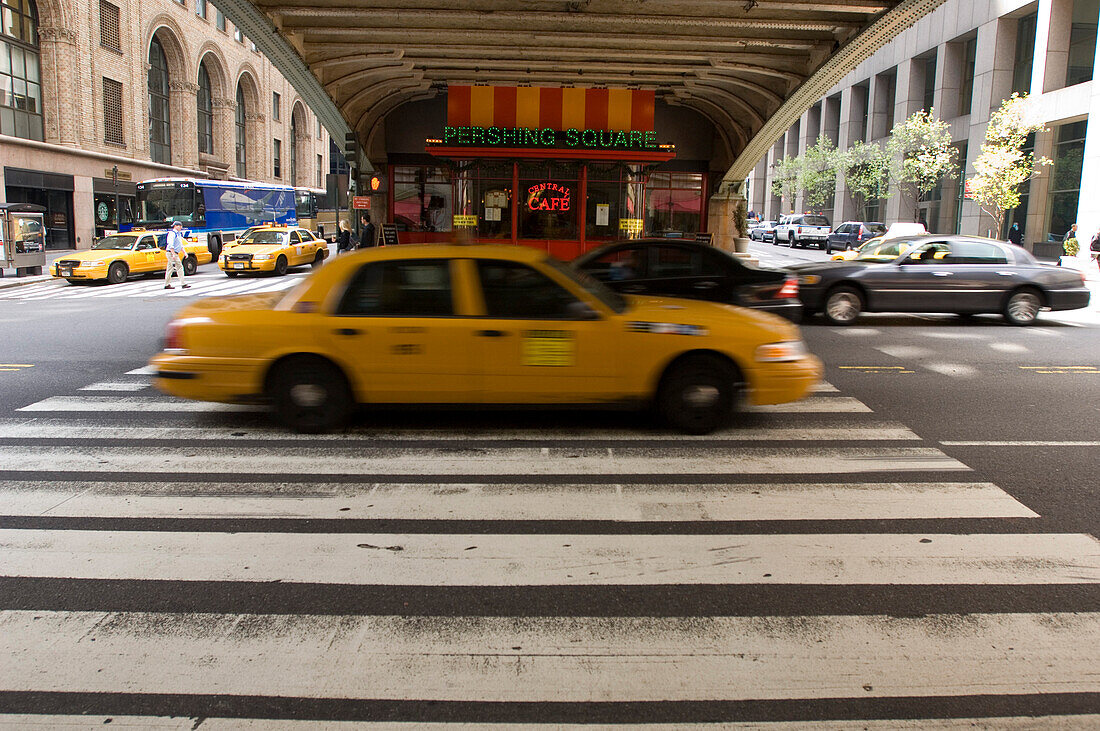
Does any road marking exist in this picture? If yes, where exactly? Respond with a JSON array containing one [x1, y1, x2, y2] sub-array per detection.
[[1019, 365, 1099, 374], [990, 342, 1030, 353], [0, 481, 1036, 521], [875, 345, 934, 359], [0, 420, 923, 442], [942, 441, 1100, 447], [0, 531, 1094, 585], [924, 363, 979, 377], [78, 381, 150, 392], [0, 364, 33, 373], [125, 366, 158, 375], [839, 366, 915, 374], [0, 445, 971, 475], [747, 396, 872, 413], [2, 611, 1098, 702]]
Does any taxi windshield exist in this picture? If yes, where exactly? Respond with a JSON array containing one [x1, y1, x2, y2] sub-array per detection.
[[545, 256, 627, 313], [855, 241, 907, 261], [91, 235, 137, 250], [238, 231, 286, 246]]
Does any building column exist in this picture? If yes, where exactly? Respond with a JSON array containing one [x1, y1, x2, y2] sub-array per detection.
[[836, 86, 862, 222], [1069, 16, 1100, 265], [750, 158, 768, 218], [1032, 0, 1056, 94], [707, 187, 748, 252], [245, 113, 267, 181], [935, 41, 963, 121], [169, 81, 200, 171], [1041, 0, 1072, 92], [35, 25, 78, 146]]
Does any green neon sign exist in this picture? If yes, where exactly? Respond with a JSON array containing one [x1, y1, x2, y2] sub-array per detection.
[[440, 126, 661, 150]]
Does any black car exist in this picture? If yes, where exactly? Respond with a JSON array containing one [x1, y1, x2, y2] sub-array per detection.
[[787, 235, 1091, 326], [826, 221, 886, 254], [573, 239, 802, 322]]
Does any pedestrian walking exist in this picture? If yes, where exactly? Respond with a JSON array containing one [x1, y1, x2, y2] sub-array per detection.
[[1091, 230, 1100, 264], [164, 221, 190, 290], [335, 219, 352, 254], [360, 213, 376, 248], [1007, 222, 1022, 245]]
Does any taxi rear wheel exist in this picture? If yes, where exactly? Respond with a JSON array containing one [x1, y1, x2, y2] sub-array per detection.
[[273, 255, 288, 276], [182, 255, 198, 276], [657, 355, 737, 435], [269, 357, 353, 434], [107, 262, 128, 285], [311, 251, 324, 269]]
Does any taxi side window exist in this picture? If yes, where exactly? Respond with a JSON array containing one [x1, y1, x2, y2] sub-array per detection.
[[586, 248, 644, 282], [337, 259, 453, 317], [290, 231, 302, 244], [477, 260, 581, 319]]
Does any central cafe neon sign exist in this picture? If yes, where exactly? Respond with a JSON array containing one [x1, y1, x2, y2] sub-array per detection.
[[527, 182, 570, 211]]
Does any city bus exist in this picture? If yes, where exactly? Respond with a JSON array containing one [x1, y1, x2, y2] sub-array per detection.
[[134, 178, 296, 258], [294, 186, 336, 239]]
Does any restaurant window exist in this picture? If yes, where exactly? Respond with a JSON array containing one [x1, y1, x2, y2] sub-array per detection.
[[1013, 12, 1037, 94], [1067, 0, 1100, 87], [1, 0, 43, 140], [644, 172, 704, 237], [1048, 120, 1087, 241], [518, 161, 579, 240], [586, 163, 645, 242], [454, 161, 512, 240], [394, 165, 453, 233]]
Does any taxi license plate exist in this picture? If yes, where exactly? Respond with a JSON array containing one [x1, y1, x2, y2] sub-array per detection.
[[59, 268, 72, 276], [233, 263, 244, 269]]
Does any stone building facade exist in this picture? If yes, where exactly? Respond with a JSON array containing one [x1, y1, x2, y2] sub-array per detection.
[[749, 0, 1100, 255], [0, 0, 333, 250]]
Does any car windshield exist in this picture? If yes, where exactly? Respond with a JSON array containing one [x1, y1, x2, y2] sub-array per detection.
[[855, 241, 909, 260], [544, 256, 627, 314], [238, 231, 286, 246], [803, 216, 829, 226], [91, 235, 137, 250]]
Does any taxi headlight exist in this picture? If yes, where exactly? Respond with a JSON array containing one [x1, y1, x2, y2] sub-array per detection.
[[798, 274, 822, 285], [253, 254, 272, 261], [755, 341, 808, 362], [87, 262, 106, 268]]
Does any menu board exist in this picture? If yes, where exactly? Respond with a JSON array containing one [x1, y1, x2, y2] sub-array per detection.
[[380, 223, 399, 247]]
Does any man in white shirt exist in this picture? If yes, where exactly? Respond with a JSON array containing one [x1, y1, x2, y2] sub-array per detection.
[[164, 221, 190, 290]]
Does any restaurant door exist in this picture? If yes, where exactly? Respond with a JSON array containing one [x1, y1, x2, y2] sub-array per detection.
[[4, 168, 75, 250]]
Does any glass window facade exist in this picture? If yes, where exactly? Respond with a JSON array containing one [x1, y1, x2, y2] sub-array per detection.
[[0, 0, 42, 140], [644, 172, 704, 238], [922, 54, 937, 113], [1067, 0, 1100, 87], [586, 163, 644, 242], [197, 63, 213, 155], [959, 37, 977, 116], [517, 161, 579, 241], [147, 37, 171, 164], [1013, 12, 1037, 94], [1048, 120, 1087, 241]]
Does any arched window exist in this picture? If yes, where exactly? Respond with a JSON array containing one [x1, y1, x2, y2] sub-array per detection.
[[290, 114, 298, 185], [235, 83, 247, 178], [197, 62, 213, 155], [0, 0, 43, 140], [148, 36, 172, 164]]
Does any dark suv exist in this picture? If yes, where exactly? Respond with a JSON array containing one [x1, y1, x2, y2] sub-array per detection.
[[826, 221, 887, 254]]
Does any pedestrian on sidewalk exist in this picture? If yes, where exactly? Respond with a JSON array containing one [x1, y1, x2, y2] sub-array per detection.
[[335, 219, 352, 254], [359, 213, 376, 248], [164, 221, 190, 290], [1007, 222, 1022, 245]]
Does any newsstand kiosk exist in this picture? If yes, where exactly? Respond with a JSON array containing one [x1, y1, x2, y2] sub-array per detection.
[[0, 203, 46, 277]]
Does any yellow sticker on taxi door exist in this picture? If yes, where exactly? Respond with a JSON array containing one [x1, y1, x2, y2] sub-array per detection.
[[521, 330, 575, 366]]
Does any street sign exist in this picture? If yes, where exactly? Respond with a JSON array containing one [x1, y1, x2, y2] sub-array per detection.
[[380, 223, 399, 246], [351, 196, 371, 210]]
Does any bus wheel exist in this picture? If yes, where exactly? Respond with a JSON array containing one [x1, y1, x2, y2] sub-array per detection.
[[208, 236, 222, 260]]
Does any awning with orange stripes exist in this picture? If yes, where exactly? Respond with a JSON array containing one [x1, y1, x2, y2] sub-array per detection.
[[447, 85, 655, 132]]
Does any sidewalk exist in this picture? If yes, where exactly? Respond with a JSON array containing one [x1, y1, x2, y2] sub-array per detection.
[[0, 250, 72, 289]]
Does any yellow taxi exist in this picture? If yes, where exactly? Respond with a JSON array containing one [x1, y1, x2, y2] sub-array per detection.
[[218, 225, 327, 277], [150, 244, 822, 434], [51, 230, 213, 284], [831, 237, 915, 262]]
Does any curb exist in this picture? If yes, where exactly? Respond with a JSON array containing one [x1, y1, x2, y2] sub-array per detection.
[[0, 274, 52, 290]]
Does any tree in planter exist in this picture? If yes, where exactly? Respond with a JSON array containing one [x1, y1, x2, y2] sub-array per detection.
[[886, 109, 958, 223], [842, 140, 891, 220], [799, 135, 841, 213], [965, 94, 1050, 238], [770, 155, 801, 214]]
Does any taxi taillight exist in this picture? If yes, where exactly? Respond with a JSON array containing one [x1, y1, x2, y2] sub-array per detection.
[[777, 276, 799, 298], [163, 320, 186, 352]]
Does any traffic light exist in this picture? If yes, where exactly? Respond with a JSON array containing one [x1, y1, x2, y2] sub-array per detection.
[[344, 132, 359, 165], [368, 172, 386, 193]]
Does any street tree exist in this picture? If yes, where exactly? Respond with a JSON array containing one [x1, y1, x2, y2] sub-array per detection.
[[966, 94, 1051, 237], [770, 155, 801, 213], [886, 109, 958, 222], [799, 135, 841, 212], [842, 140, 891, 220]]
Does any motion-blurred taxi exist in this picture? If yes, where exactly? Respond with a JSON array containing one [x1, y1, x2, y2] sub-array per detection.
[[151, 245, 821, 434], [218, 225, 327, 276], [51, 230, 213, 284], [831, 237, 915, 262]]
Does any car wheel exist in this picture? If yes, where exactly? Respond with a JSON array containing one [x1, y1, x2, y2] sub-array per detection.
[[788, 234, 796, 248], [823, 285, 863, 325], [208, 236, 222, 260], [106, 261, 128, 285], [657, 355, 737, 435], [273, 255, 288, 276], [269, 357, 353, 434], [825, 241, 832, 254], [1003, 288, 1042, 326], [311, 250, 324, 269], [182, 255, 198, 276]]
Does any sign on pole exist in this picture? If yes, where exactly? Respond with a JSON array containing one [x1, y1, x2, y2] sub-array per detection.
[[351, 196, 371, 210]]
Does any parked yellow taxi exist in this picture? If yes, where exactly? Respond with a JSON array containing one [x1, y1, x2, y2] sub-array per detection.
[[831, 237, 915, 262], [218, 225, 327, 277], [51, 230, 213, 284], [151, 244, 822, 434]]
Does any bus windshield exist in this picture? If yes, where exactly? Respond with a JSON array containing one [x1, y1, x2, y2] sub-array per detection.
[[137, 184, 198, 226], [295, 190, 315, 218]]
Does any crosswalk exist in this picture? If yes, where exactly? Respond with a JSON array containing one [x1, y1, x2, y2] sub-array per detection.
[[0, 269, 312, 300], [0, 368, 1097, 726]]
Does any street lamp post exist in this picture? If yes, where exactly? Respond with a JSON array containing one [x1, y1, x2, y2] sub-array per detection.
[[112, 165, 120, 235]]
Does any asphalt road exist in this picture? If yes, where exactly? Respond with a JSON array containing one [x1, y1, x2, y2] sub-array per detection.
[[0, 247, 1098, 725]]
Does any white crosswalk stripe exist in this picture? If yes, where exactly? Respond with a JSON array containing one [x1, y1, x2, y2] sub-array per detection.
[[0, 271, 313, 300], [1, 365, 1097, 725]]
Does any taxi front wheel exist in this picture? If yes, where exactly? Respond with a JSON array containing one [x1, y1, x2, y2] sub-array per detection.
[[657, 356, 737, 435], [269, 357, 352, 433], [182, 256, 198, 276]]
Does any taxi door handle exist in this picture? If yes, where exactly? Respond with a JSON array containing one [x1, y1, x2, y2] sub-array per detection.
[[334, 328, 361, 336], [693, 280, 719, 289], [476, 329, 508, 337], [932, 271, 953, 276]]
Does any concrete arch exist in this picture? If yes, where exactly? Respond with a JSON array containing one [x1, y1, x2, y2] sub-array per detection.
[[196, 44, 231, 100], [146, 17, 194, 168], [146, 16, 192, 82], [290, 100, 310, 186], [197, 45, 233, 170]]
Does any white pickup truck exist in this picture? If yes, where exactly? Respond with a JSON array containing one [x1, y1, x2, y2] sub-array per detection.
[[774, 214, 832, 249]]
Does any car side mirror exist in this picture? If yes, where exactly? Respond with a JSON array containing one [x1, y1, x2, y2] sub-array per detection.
[[567, 301, 600, 320]]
